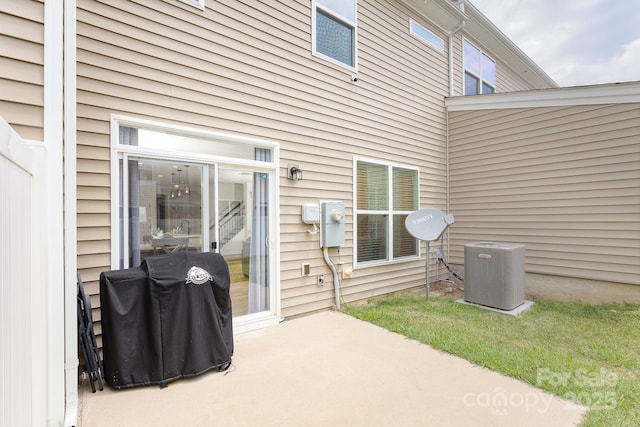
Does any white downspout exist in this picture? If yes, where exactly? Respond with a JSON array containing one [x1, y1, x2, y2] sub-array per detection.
[[43, 0, 66, 424], [447, 20, 465, 255], [63, 0, 79, 425]]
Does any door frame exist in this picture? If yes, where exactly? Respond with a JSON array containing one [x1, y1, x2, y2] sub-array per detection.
[[109, 115, 281, 333]]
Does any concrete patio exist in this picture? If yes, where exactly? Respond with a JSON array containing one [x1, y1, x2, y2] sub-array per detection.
[[79, 311, 587, 426]]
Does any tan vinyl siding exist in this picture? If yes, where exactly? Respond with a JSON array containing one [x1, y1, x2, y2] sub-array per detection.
[[450, 32, 464, 96], [495, 59, 535, 93], [0, 0, 44, 141], [448, 103, 640, 286], [76, 0, 453, 321]]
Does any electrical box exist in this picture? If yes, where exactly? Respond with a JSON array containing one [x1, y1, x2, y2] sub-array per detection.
[[320, 201, 345, 248], [301, 203, 320, 224]]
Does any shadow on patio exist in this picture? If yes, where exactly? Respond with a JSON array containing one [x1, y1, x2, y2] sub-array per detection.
[[79, 311, 586, 427]]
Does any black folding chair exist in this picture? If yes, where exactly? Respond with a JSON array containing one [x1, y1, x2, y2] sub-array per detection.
[[77, 272, 104, 392]]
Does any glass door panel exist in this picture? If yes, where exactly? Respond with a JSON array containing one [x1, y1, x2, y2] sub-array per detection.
[[126, 157, 203, 267], [217, 168, 270, 316]]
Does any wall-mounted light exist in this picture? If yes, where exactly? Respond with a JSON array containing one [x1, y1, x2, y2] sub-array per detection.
[[288, 164, 302, 181]]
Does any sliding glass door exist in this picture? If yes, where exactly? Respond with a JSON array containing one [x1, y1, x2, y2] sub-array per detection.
[[216, 168, 270, 315], [115, 123, 276, 322]]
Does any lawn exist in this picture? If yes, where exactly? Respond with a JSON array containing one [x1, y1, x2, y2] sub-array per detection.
[[344, 292, 640, 427]]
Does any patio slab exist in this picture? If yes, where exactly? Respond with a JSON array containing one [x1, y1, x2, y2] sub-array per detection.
[[79, 310, 587, 427]]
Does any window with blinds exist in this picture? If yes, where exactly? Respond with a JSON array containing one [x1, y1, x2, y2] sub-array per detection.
[[355, 159, 419, 265]]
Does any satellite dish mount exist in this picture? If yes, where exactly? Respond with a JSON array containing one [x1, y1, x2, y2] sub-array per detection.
[[405, 208, 455, 300]]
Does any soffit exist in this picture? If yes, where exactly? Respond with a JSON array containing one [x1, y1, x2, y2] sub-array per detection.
[[401, 0, 466, 33]]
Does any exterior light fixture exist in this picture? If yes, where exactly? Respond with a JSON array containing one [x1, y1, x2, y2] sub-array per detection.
[[288, 164, 302, 181]]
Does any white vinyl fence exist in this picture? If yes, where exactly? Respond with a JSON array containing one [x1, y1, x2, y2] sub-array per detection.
[[0, 119, 35, 426]]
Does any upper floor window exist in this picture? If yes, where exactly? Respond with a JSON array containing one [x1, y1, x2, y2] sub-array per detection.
[[354, 159, 419, 266], [313, 0, 357, 69], [464, 39, 496, 95], [409, 19, 444, 52]]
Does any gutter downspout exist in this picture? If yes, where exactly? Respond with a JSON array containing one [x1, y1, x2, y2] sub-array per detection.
[[63, 0, 79, 425], [43, 0, 66, 424], [446, 20, 465, 253]]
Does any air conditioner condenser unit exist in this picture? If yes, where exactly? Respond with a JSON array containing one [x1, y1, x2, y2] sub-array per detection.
[[464, 242, 525, 310]]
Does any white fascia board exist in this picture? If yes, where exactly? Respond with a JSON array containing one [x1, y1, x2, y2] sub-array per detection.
[[446, 81, 640, 111]]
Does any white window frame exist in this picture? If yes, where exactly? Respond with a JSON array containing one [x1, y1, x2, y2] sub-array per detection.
[[109, 115, 282, 334], [463, 38, 496, 95], [312, 0, 358, 71], [409, 19, 444, 53], [353, 157, 420, 268], [178, 0, 205, 11]]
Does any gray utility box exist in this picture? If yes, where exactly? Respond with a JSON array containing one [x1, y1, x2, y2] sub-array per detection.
[[464, 242, 525, 310]]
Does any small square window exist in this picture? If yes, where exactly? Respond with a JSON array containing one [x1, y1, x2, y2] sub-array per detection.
[[313, 0, 356, 69], [316, 10, 354, 66], [409, 19, 444, 52]]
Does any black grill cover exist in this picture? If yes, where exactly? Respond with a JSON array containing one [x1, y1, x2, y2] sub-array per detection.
[[100, 251, 233, 389]]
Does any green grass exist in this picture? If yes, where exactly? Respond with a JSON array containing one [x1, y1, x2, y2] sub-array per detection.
[[344, 294, 640, 426]]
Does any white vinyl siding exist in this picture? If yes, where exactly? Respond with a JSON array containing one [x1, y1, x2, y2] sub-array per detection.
[[448, 102, 640, 286], [0, 121, 34, 427]]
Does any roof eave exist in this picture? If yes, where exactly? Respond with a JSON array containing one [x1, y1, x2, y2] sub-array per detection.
[[402, 0, 558, 89], [401, 0, 467, 34]]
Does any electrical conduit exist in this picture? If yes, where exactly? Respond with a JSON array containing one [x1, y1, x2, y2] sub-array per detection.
[[323, 247, 341, 310]]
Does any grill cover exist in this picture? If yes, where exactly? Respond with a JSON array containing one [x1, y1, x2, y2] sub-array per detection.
[[100, 251, 233, 389]]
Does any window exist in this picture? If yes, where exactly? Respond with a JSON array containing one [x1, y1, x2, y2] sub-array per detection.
[[410, 19, 444, 52], [354, 159, 419, 266], [464, 39, 496, 95], [313, 0, 357, 69]]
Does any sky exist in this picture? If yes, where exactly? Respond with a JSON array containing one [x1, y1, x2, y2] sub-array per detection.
[[469, 0, 640, 87]]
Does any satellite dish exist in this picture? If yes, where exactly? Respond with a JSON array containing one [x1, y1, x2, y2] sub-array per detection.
[[405, 208, 455, 242], [405, 208, 455, 301]]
